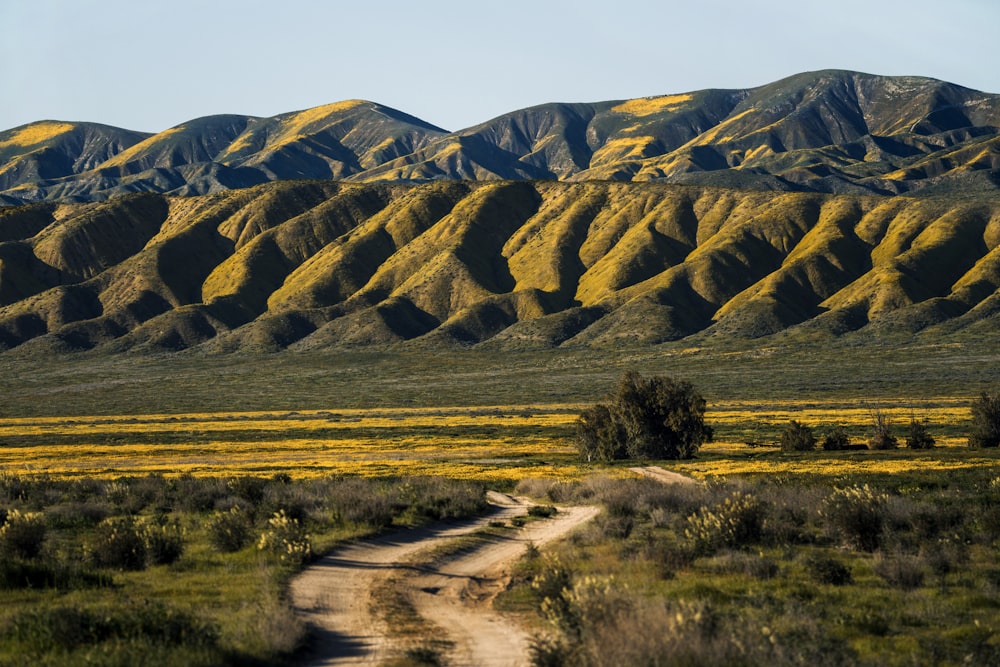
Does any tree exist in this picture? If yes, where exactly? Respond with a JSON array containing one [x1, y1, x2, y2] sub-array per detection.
[[822, 426, 851, 451], [575, 371, 712, 462], [868, 408, 898, 450], [969, 391, 1000, 449], [780, 420, 816, 451], [906, 418, 935, 449]]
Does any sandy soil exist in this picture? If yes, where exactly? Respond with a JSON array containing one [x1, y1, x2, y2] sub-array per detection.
[[628, 465, 700, 486], [289, 492, 598, 666]]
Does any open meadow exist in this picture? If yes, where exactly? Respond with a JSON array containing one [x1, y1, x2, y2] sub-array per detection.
[[0, 339, 998, 665]]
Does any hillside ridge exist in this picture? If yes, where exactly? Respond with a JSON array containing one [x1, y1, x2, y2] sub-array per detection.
[[3, 70, 999, 204], [0, 179, 997, 354]]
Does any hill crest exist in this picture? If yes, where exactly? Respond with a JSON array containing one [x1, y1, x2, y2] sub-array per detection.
[[3, 70, 999, 204]]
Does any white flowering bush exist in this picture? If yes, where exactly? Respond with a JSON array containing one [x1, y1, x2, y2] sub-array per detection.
[[685, 492, 765, 555], [140, 517, 185, 565], [89, 516, 147, 570], [0, 509, 47, 559], [257, 510, 312, 564], [820, 484, 889, 552], [206, 506, 252, 553]]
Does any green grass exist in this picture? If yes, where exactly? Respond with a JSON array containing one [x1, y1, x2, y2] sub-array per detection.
[[1, 338, 997, 418], [505, 468, 1000, 666]]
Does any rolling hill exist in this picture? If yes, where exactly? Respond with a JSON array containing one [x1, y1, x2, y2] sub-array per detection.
[[0, 179, 997, 353], [2, 70, 999, 204]]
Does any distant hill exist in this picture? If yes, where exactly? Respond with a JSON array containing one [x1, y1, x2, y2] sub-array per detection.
[[0, 179, 997, 353], [2, 71, 999, 204]]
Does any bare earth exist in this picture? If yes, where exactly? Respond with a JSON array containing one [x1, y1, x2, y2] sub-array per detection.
[[628, 465, 701, 486], [290, 492, 599, 666]]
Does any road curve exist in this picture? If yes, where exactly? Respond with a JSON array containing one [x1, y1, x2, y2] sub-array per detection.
[[289, 493, 598, 666]]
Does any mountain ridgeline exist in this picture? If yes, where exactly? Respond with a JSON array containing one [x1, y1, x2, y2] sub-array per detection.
[[2, 70, 1000, 204], [1, 70, 998, 354], [0, 179, 998, 353]]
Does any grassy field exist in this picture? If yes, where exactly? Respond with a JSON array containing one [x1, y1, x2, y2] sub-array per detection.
[[0, 339, 998, 665]]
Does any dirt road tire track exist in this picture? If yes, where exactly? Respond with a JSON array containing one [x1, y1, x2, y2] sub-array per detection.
[[290, 493, 598, 666]]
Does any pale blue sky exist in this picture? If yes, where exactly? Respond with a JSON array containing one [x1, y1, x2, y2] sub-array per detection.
[[2, 0, 996, 133]]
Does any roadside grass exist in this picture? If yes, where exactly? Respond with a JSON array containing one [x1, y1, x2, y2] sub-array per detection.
[[502, 467, 1000, 667], [0, 474, 491, 665]]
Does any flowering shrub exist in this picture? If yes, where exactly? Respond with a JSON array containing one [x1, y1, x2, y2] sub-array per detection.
[[257, 510, 312, 564], [0, 509, 47, 559], [206, 506, 252, 553], [684, 492, 765, 555], [89, 517, 146, 570], [821, 484, 889, 552], [140, 518, 184, 565]]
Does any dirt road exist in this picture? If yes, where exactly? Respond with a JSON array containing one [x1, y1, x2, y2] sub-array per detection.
[[628, 465, 700, 486], [290, 492, 598, 666]]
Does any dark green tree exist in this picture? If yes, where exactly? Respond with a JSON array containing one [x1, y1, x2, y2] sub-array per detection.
[[969, 391, 1000, 449], [906, 418, 935, 449], [575, 371, 712, 462], [822, 426, 851, 451], [780, 420, 816, 451]]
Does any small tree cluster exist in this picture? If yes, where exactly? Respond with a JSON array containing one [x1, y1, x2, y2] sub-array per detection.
[[822, 426, 851, 451], [969, 391, 1000, 449], [868, 408, 898, 450], [906, 418, 935, 449], [780, 420, 816, 451], [576, 371, 712, 462]]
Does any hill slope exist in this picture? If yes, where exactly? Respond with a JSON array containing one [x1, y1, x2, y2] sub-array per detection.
[[2, 71, 999, 203], [0, 180, 997, 353]]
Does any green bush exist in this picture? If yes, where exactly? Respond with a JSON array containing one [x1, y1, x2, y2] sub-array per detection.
[[257, 510, 312, 564], [685, 492, 765, 555], [576, 371, 712, 461], [873, 553, 925, 590], [906, 418, 935, 449], [8, 601, 218, 653], [0, 509, 47, 559], [821, 485, 889, 552], [822, 426, 851, 451], [969, 391, 1000, 448], [805, 555, 852, 585], [141, 517, 185, 566], [89, 517, 147, 571], [205, 506, 253, 553], [780, 420, 816, 451]]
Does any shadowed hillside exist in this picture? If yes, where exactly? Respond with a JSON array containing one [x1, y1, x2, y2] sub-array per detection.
[[0, 180, 997, 353], [2, 71, 999, 204]]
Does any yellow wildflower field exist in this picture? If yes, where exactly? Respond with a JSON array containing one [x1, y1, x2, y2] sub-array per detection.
[[0, 398, 987, 482]]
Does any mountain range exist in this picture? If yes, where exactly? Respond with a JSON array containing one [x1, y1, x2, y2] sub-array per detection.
[[0, 70, 998, 354], [3, 70, 1000, 204]]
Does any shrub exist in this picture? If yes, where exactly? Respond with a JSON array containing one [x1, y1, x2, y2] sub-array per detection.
[[873, 553, 925, 590], [685, 492, 765, 555], [868, 408, 898, 450], [258, 510, 312, 564], [805, 555, 852, 585], [780, 420, 816, 451], [89, 517, 147, 570], [141, 517, 185, 565], [821, 485, 889, 552], [8, 601, 218, 653], [0, 509, 47, 559], [705, 550, 779, 580], [205, 506, 253, 553], [528, 505, 558, 518], [576, 371, 712, 461], [969, 391, 1000, 448], [906, 418, 935, 449], [44, 501, 110, 529], [822, 427, 851, 451], [0, 559, 111, 591]]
